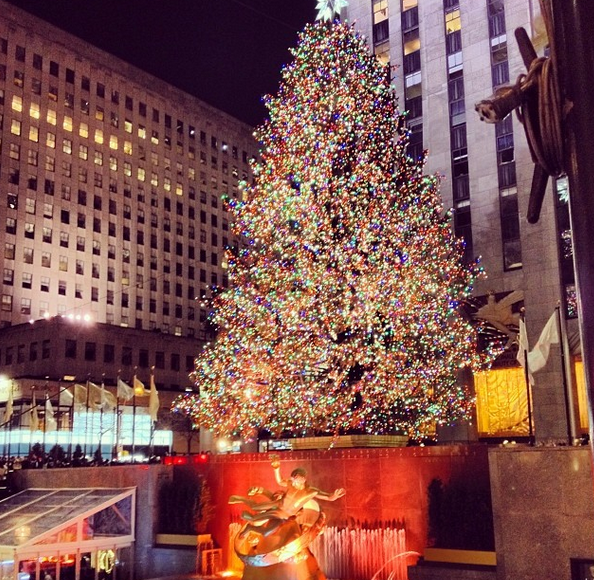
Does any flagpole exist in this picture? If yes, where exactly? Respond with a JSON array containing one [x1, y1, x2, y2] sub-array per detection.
[[132, 368, 138, 461], [150, 366, 155, 459], [556, 304, 576, 444], [7, 381, 13, 458], [29, 386, 34, 458], [54, 382, 60, 456], [42, 390, 48, 456], [520, 310, 535, 445], [84, 378, 91, 459], [114, 371, 121, 463], [98, 375, 105, 463], [68, 383, 74, 463]]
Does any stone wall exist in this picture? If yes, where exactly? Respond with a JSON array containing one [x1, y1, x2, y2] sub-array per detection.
[[179, 445, 491, 565], [489, 446, 594, 580]]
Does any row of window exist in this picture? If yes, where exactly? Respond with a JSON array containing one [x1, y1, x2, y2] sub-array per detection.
[[4, 141, 242, 215], [1, 288, 209, 318], [6, 217, 229, 248], [487, 0, 522, 272], [0, 336, 196, 374], [5, 189, 229, 230], [0, 37, 252, 159], [439, 1, 473, 262], [6, 94, 250, 174], [400, 2, 423, 161], [3, 242, 226, 280], [5, 124, 248, 195]]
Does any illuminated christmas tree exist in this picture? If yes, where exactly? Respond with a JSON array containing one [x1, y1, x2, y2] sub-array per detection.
[[173, 17, 494, 441]]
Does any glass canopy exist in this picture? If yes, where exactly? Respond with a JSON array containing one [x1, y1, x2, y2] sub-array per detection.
[[0, 488, 136, 563]]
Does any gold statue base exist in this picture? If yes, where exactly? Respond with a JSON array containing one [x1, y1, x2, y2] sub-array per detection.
[[240, 548, 325, 580]]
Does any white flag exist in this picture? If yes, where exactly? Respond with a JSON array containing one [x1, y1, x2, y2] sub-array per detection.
[[59, 387, 74, 406], [45, 397, 57, 432], [74, 384, 88, 412], [149, 372, 160, 423], [101, 384, 117, 411], [516, 318, 534, 385], [30, 393, 39, 432], [88, 382, 104, 410], [528, 312, 560, 374], [117, 378, 134, 402]]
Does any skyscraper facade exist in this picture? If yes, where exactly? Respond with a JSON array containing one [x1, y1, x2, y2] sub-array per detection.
[[0, 1, 257, 398], [345, 0, 586, 442]]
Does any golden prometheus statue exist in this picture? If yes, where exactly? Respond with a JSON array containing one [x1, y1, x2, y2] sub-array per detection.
[[229, 456, 346, 580]]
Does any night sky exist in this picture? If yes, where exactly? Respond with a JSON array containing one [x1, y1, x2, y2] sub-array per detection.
[[7, 0, 318, 127]]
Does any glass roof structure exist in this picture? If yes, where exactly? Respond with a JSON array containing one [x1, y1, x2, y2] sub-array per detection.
[[0, 488, 136, 560]]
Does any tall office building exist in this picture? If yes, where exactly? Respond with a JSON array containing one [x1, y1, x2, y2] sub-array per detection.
[[345, 0, 587, 442], [0, 1, 257, 419]]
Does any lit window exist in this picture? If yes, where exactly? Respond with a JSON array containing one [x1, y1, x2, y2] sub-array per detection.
[[79, 122, 89, 138], [445, 9, 461, 34], [124, 162, 132, 176], [373, 0, 388, 24], [151, 173, 158, 186], [138, 167, 146, 181], [403, 34, 420, 55], [95, 129, 104, 144], [164, 177, 171, 191], [94, 151, 103, 165], [11, 95, 23, 112], [63, 116, 73, 131], [138, 125, 146, 139], [176, 183, 183, 196], [28, 126, 39, 142], [124, 118, 132, 133], [79, 144, 88, 160], [46, 132, 56, 148], [124, 141, 133, 155], [47, 109, 57, 125], [11, 119, 21, 135], [1, 295, 13, 312], [29, 102, 40, 119], [109, 135, 118, 150], [63, 139, 72, 155]]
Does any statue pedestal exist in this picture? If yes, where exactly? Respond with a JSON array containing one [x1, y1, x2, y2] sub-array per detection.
[[241, 549, 325, 580]]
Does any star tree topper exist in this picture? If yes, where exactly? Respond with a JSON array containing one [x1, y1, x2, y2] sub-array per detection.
[[316, 0, 348, 22]]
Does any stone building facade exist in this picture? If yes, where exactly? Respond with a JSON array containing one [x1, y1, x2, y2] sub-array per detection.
[[345, 0, 585, 443], [0, 1, 257, 397]]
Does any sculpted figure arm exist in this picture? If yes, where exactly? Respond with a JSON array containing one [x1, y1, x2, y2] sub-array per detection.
[[312, 486, 346, 502], [270, 454, 288, 487]]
